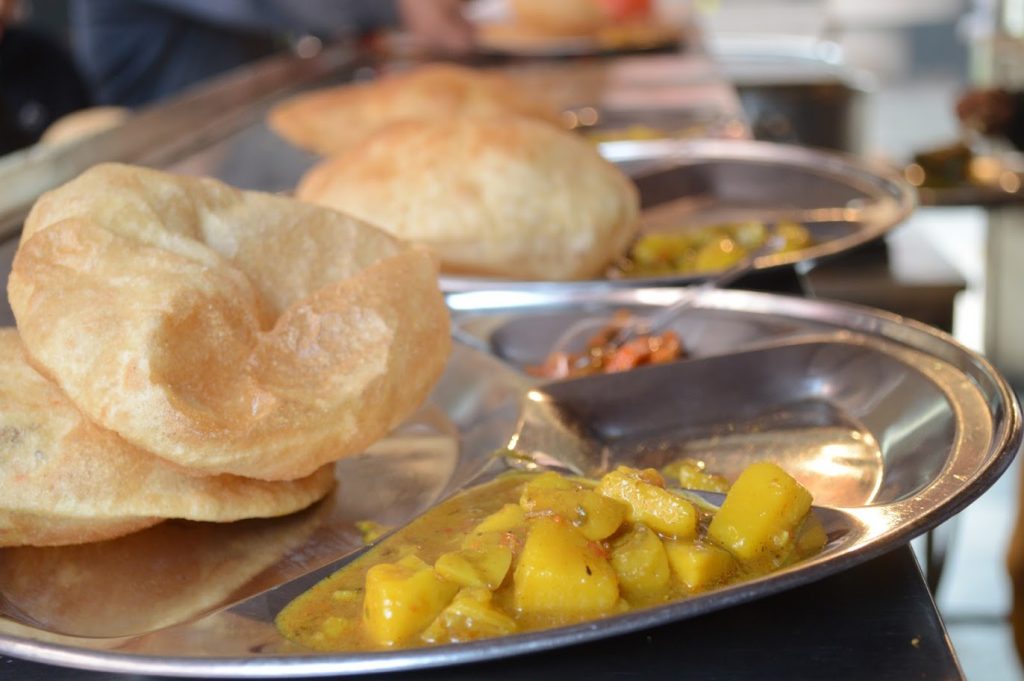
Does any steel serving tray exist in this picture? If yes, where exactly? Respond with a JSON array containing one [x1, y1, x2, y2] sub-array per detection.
[[0, 289, 1017, 677], [440, 138, 916, 292]]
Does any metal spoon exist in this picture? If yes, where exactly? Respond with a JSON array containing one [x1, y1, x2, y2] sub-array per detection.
[[546, 233, 786, 366]]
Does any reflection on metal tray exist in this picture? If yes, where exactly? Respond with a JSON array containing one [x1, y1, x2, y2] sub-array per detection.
[[440, 138, 916, 292], [564, 105, 748, 143], [0, 289, 1018, 677]]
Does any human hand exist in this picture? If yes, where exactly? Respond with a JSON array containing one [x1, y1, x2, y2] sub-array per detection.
[[0, 0, 18, 22], [397, 0, 475, 54], [0, 0, 21, 39], [956, 88, 1016, 135]]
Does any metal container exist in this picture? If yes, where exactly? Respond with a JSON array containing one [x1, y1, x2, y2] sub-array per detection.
[[0, 288, 1017, 677], [712, 36, 872, 153]]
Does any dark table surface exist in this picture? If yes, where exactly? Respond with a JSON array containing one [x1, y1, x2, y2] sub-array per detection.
[[0, 546, 962, 681]]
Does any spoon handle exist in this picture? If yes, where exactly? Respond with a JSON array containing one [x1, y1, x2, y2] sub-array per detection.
[[626, 233, 786, 340]]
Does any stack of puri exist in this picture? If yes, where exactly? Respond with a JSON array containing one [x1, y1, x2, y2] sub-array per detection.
[[270, 63, 641, 281], [1, 163, 451, 548]]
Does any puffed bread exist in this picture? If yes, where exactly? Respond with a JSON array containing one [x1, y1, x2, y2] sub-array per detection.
[[0, 329, 336, 547], [268, 62, 563, 156], [296, 116, 639, 280], [9, 164, 451, 481]]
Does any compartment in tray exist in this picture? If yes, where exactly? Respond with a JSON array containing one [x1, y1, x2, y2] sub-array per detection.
[[480, 306, 817, 369], [441, 139, 914, 291], [0, 288, 1015, 674], [628, 154, 880, 211], [515, 339, 957, 508], [622, 158, 867, 261]]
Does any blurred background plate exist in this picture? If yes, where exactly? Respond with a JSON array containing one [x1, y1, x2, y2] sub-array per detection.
[[439, 138, 916, 292], [476, 21, 683, 58], [475, 22, 602, 57]]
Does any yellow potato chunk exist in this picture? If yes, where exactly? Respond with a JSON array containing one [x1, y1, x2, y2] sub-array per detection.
[[520, 486, 627, 541], [610, 525, 671, 603], [320, 615, 355, 639], [707, 462, 813, 568], [596, 467, 698, 539], [631, 233, 692, 266], [363, 558, 459, 646], [663, 458, 730, 493], [513, 518, 619, 616], [694, 236, 746, 272], [331, 589, 361, 603], [664, 540, 737, 590], [522, 471, 576, 492], [421, 587, 517, 643], [396, 554, 431, 571], [355, 520, 391, 544], [435, 546, 513, 590], [795, 512, 828, 558], [461, 503, 526, 551], [468, 503, 525, 536], [776, 220, 812, 251]]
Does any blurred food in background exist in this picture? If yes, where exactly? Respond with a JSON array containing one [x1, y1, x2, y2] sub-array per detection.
[[294, 115, 640, 281], [615, 220, 812, 278], [477, 0, 680, 55], [906, 141, 1024, 195], [529, 309, 687, 379], [268, 63, 563, 156]]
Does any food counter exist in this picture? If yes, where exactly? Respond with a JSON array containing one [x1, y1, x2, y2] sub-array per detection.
[[0, 29, 1004, 681]]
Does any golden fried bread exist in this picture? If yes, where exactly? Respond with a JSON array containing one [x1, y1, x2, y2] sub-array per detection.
[[0, 511, 160, 549], [9, 164, 451, 481], [0, 506, 327, 634], [38, 106, 130, 147], [510, 0, 610, 35], [295, 116, 639, 280], [0, 329, 337, 547], [267, 63, 563, 156]]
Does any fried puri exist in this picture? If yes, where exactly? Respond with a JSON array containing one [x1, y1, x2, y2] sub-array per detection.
[[0, 506, 328, 635], [295, 116, 640, 281], [267, 63, 563, 156], [0, 329, 337, 547], [38, 106, 130, 147], [509, 0, 611, 35], [8, 164, 451, 481]]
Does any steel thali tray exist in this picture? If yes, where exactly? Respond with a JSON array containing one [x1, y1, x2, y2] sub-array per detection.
[[0, 289, 1018, 677], [440, 138, 916, 292]]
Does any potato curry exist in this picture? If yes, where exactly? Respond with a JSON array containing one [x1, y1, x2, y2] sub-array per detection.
[[615, 220, 813, 278], [276, 461, 826, 651]]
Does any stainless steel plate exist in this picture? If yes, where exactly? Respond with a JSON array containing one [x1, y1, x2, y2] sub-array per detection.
[[0, 289, 1017, 677], [440, 139, 916, 292], [474, 23, 683, 58]]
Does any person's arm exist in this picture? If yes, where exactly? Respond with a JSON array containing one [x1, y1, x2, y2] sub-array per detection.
[[138, 0, 476, 51]]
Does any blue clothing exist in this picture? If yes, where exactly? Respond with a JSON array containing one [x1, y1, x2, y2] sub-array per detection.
[[71, 0, 400, 107], [0, 26, 92, 153]]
